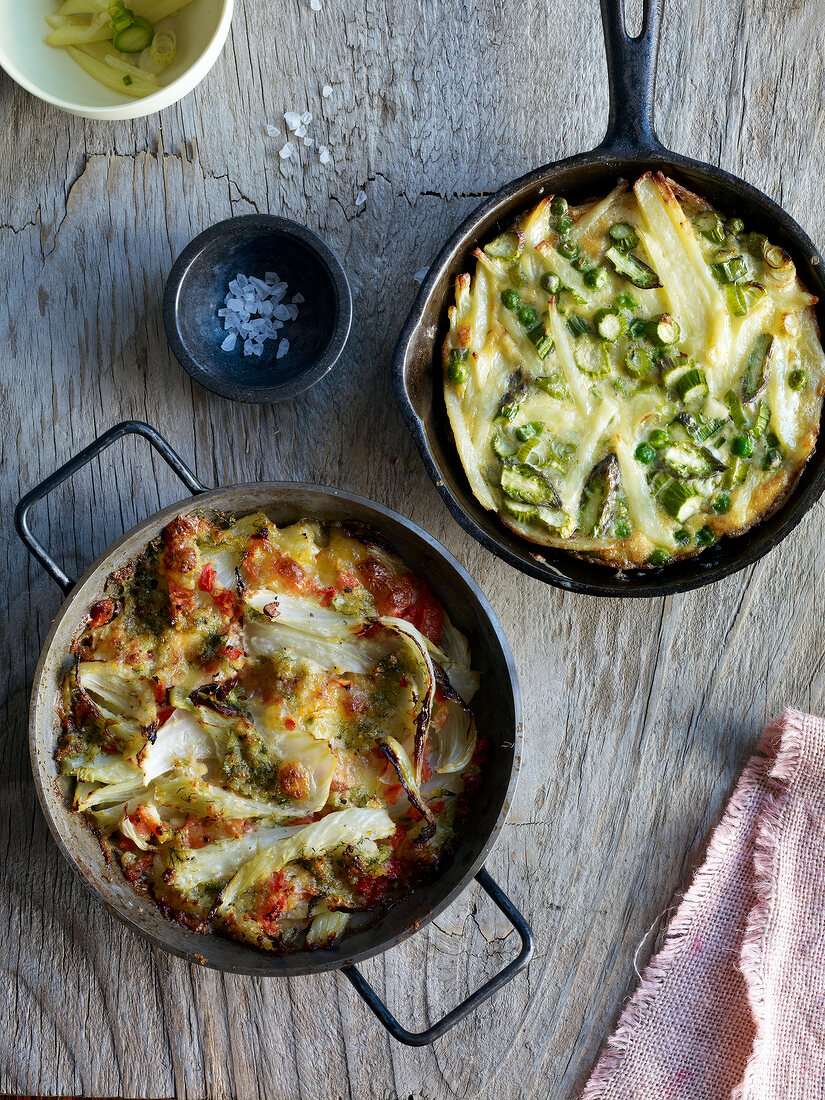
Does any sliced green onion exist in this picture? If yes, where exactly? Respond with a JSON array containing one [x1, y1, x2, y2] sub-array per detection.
[[535, 372, 569, 400], [605, 246, 661, 289], [763, 448, 783, 471], [726, 284, 748, 317], [764, 244, 793, 272], [123, 73, 133, 85], [675, 368, 708, 404], [566, 314, 591, 338], [723, 456, 749, 488], [502, 498, 538, 524], [514, 421, 543, 443], [751, 401, 770, 437], [527, 323, 554, 360], [492, 434, 517, 460], [113, 14, 153, 52], [710, 250, 748, 285], [724, 389, 749, 429], [608, 222, 639, 251], [744, 282, 767, 308], [484, 231, 524, 261], [745, 232, 768, 257], [150, 27, 176, 66], [647, 314, 681, 347], [742, 333, 773, 403], [725, 217, 745, 237], [658, 481, 700, 522], [628, 318, 646, 338], [624, 345, 654, 379], [573, 334, 610, 376], [693, 211, 725, 244], [593, 307, 627, 342]]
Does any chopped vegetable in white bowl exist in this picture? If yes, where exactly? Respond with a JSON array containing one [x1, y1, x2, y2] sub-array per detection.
[[0, 0, 232, 119]]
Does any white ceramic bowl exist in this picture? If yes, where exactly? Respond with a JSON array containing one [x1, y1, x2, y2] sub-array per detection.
[[0, 0, 233, 120]]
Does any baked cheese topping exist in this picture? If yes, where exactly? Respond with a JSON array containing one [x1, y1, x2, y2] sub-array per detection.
[[56, 512, 482, 953], [443, 172, 825, 567]]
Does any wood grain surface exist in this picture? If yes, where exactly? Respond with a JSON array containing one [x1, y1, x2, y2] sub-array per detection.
[[2, 1, 825, 1096]]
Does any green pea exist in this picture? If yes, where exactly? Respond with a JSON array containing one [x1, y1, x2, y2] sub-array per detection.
[[447, 360, 468, 384], [556, 213, 574, 236], [788, 369, 808, 391], [648, 429, 671, 448], [763, 448, 783, 470], [540, 272, 561, 294], [648, 549, 670, 566], [634, 442, 656, 464], [673, 529, 691, 545], [550, 196, 568, 217], [516, 305, 538, 328], [584, 267, 608, 290], [556, 238, 580, 261], [731, 434, 754, 457], [695, 526, 715, 546], [500, 289, 521, 311], [712, 492, 731, 515]]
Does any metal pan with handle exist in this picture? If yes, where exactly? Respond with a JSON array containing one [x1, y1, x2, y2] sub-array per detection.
[[393, 0, 825, 598], [15, 421, 532, 1046]]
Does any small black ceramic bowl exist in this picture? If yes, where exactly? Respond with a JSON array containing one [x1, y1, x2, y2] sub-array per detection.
[[163, 215, 352, 403]]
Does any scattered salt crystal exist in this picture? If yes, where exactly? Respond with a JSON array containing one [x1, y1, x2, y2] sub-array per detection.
[[284, 111, 301, 131], [303, 136, 314, 147], [413, 267, 429, 284], [300, 111, 312, 125], [279, 141, 295, 159], [219, 271, 301, 360], [355, 190, 367, 206], [319, 146, 332, 165], [322, 84, 332, 98], [265, 124, 279, 137], [295, 124, 307, 138], [310, 0, 321, 10], [292, 292, 305, 304]]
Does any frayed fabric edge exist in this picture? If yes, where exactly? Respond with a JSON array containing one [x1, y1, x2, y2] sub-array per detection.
[[732, 708, 806, 1100], [581, 711, 805, 1100]]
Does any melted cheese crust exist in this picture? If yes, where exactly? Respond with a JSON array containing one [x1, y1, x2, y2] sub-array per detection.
[[443, 173, 825, 567], [56, 512, 481, 953]]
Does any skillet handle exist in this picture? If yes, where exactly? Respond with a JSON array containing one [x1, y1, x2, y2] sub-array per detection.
[[597, 0, 665, 154], [14, 421, 208, 595], [341, 867, 533, 1046]]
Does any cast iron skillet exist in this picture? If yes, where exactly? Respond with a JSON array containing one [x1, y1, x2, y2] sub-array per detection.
[[14, 422, 532, 1047], [393, 0, 825, 597]]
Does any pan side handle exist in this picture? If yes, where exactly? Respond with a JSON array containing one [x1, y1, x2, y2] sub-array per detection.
[[597, 0, 665, 155], [14, 421, 209, 595], [341, 867, 533, 1046]]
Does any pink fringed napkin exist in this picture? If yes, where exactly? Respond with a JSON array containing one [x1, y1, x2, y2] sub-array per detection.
[[583, 709, 825, 1100]]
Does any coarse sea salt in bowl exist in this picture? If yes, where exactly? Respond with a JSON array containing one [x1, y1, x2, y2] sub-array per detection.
[[163, 214, 353, 403], [0, 0, 232, 121]]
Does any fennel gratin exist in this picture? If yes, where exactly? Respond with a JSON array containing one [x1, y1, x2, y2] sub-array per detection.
[[443, 172, 825, 568], [56, 512, 482, 953]]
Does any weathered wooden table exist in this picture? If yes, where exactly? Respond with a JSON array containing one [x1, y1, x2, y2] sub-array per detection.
[[2, 1, 823, 1096]]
